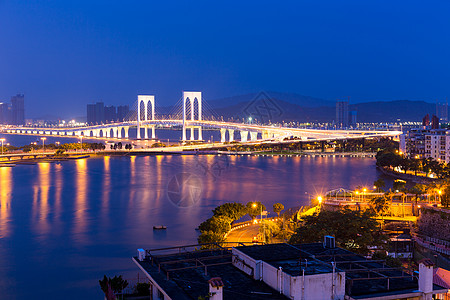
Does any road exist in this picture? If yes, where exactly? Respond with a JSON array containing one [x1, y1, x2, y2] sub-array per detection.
[[225, 224, 260, 246]]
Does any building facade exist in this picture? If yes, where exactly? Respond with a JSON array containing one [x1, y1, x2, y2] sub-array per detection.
[[400, 128, 450, 163], [336, 100, 349, 128]]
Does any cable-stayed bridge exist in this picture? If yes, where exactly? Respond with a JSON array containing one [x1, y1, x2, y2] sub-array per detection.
[[1, 91, 402, 144]]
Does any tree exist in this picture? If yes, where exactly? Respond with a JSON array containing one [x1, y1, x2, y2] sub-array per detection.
[[369, 195, 390, 216], [246, 202, 266, 220], [110, 275, 128, 294], [289, 208, 386, 255], [135, 282, 150, 296], [273, 203, 284, 217], [259, 219, 280, 243], [212, 203, 247, 221], [99, 275, 128, 297], [373, 179, 385, 192], [198, 231, 225, 247], [409, 184, 427, 203], [198, 215, 232, 235]]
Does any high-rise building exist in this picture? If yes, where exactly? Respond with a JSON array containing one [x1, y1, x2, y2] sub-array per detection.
[[349, 110, 357, 127], [336, 100, 349, 128], [0, 102, 11, 124], [422, 114, 430, 127], [10, 94, 25, 125], [431, 115, 440, 129], [87, 104, 96, 124], [436, 101, 448, 122], [95, 102, 105, 124], [117, 105, 129, 121], [104, 105, 117, 123]]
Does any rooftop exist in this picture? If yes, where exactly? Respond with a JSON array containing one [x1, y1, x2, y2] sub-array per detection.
[[134, 244, 288, 300], [234, 243, 425, 297], [134, 242, 448, 299]]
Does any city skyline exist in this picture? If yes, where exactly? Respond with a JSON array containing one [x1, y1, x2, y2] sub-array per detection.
[[2, 1, 450, 118]]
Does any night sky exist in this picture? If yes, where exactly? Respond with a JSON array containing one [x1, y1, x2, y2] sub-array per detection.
[[1, 1, 449, 118]]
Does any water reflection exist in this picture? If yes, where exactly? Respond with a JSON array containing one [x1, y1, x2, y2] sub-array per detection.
[[74, 159, 88, 243], [0, 167, 12, 238], [0, 155, 383, 299], [32, 163, 51, 237]]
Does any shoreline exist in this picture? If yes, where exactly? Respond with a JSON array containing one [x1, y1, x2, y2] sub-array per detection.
[[377, 166, 439, 183]]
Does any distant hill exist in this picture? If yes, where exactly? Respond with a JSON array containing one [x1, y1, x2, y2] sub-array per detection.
[[207, 94, 441, 123], [349, 100, 437, 123], [208, 91, 334, 108]]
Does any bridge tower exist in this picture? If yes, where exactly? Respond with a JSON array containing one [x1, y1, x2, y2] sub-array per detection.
[[182, 91, 202, 141], [137, 95, 155, 139]]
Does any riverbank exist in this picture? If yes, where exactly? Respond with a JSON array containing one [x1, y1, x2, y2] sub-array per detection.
[[0, 153, 91, 165], [377, 166, 439, 183]]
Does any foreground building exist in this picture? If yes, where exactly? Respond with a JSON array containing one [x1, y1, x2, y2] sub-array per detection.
[[400, 128, 450, 162], [132, 238, 448, 300]]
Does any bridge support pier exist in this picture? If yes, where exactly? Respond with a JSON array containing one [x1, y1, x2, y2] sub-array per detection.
[[190, 127, 194, 141], [151, 126, 156, 139], [124, 127, 129, 138], [144, 126, 149, 139], [250, 132, 258, 141], [117, 127, 122, 138], [220, 129, 226, 143], [240, 131, 248, 142], [228, 129, 234, 142], [198, 127, 202, 141]]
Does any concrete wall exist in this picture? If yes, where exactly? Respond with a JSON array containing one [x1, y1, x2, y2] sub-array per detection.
[[232, 248, 346, 300]]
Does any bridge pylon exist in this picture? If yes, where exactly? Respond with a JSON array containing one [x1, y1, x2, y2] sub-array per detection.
[[137, 95, 155, 139], [182, 91, 202, 141]]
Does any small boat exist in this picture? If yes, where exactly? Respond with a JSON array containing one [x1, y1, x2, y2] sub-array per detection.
[[153, 225, 167, 230]]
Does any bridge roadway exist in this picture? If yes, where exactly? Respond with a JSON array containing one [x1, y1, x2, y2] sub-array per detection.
[[1, 120, 402, 143]]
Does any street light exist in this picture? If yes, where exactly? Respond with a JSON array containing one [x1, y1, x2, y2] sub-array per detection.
[[41, 137, 46, 152], [252, 202, 265, 243], [79, 135, 83, 151], [0, 138, 5, 155]]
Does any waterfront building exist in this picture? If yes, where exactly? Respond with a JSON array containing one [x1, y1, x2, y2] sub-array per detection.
[[0, 102, 11, 124], [133, 238, 448, 300], [95, 101, 105, 124], [400, 128, 450, 162], [336, 100, 349, 128], [87, 102, 127, 124], [349, 110, 357, 128], [10, 94, 25, 125], [423, 114, 430, 127], [117, 105, 129, 121], [104, 105, 117, 123], [432, 115, 440, 129], [86, 104, 96, 125]]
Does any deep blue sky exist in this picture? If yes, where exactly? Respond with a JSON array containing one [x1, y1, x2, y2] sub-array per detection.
[[1, 1, 449, 118]]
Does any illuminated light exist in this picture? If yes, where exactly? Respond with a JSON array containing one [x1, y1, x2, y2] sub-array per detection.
[[355, 191, 359, 194], [317, 196, 323, 203], [252, 203, 257, 208], [417, 205, 421, 208], [363, 188, 367, 192], [373, 186, 377, 189], [438, 190, 442, 195]]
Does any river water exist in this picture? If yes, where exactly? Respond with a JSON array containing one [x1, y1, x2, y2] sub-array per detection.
[[0, 133, 386, 299]]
